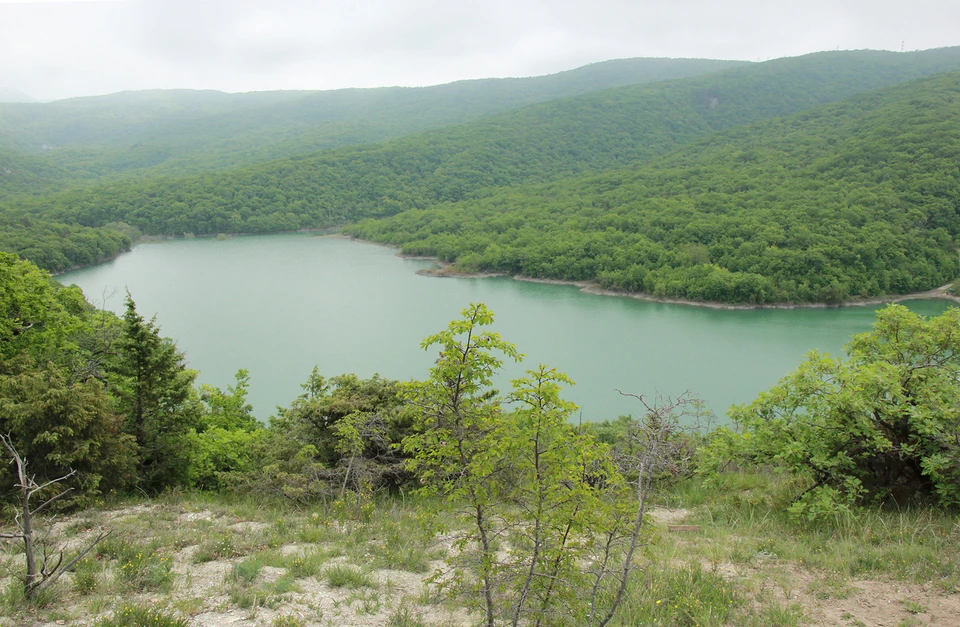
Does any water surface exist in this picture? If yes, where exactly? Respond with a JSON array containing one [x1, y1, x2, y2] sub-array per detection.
[[59, 234, 952, 421]]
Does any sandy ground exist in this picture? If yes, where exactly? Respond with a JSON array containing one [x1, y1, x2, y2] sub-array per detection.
[[1, 505, 957, 626]]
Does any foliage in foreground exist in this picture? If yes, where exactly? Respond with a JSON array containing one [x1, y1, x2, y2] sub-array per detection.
[[0, 251, 417, 512], [680, 470, 960, 590], [613, 565, 741, 627], [229, 368, 410, 504], [403, 303, 699, 627], [709, 304, 960, 520], [5, 248, 960, 624], [0, 252, 262, 501], [2, 469, 958, 626]]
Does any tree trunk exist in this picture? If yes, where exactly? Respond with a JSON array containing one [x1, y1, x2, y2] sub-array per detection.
[[22, 488, 39, 591]]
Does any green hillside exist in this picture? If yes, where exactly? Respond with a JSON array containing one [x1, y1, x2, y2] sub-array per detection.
[[349, 70, 960, 304], [16, 48, 960, 239], [0, 147, 71, 193], [0, 213, 132, 273], [0, 57, 745, 195]]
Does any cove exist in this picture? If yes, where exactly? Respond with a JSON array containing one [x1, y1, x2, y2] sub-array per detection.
[[58, 233, 953, 422]]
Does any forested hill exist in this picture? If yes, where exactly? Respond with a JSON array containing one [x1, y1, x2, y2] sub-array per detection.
[[13, 47, 960, 242], [0, 57, 746, 195], [349, 70, 960, 305]]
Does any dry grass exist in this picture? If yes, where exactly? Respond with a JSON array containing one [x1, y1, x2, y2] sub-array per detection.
[[0, 475, 957, 627]]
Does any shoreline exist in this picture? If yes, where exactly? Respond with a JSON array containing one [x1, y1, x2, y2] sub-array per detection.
[[579, 283, 960, 310], [413, 258, 960, 310], [53, 229, 343, 278], [50, 248, 130, 277], [52, 231, 960, 310]]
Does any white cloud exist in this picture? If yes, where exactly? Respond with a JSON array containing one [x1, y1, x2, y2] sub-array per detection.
[[1, 0, 957, 101]]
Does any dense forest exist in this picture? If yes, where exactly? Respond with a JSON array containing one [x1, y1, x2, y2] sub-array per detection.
[[0, 57, 745, 196], [0, 214, 134, 273], [3, 49, 960, 292], [349, 70, 960, 304]]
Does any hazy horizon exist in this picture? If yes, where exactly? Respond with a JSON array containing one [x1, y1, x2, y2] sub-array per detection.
[[2, 0, 958, 102]]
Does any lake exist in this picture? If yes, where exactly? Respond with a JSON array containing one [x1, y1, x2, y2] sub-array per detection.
[[57, 233, 953, 422]]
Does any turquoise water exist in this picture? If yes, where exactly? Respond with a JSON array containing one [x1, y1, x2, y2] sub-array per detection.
[[58, 233, 953, 421]]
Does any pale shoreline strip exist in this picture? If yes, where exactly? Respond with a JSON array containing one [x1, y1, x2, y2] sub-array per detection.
[[413, 261, 960, 311]]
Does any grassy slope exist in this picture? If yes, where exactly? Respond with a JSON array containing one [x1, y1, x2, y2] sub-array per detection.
[[0, 477, 956, 626]]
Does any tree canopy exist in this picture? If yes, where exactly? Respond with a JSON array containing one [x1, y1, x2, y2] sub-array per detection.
[[0, 254, 268, 501], [0, 57, 746, 197], [350, 71, 960, 303], [3, 49, 960, 301]]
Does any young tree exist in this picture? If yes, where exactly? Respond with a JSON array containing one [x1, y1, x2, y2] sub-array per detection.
[[236, 368, 407, 503], [402, 303, 521, 627], [198, 369, 256, 432], [501, 366, 619, 627], [189, 370, 264, 490], [403, 304, 649, 627]]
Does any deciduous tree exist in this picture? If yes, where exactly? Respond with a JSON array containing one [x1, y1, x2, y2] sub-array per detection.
[[712, 304, 960, 520]]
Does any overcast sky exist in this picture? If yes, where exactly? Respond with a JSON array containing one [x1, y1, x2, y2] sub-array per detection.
[[2, 0, 958, 102]]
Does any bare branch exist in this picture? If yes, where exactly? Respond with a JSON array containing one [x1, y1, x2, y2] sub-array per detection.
[[0, 432, 110, 599], [32, 470, 77, 495], [35, 529, 112, 595], [32, 488, 74, 515], [0, 433, 29, 488], [40, 551, 63, 580]]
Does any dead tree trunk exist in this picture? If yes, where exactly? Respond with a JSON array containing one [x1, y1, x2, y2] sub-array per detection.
[[0, 433, 110, 598]]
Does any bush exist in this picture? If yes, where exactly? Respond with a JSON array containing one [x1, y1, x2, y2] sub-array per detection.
[[710, 305, 960, 520]]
